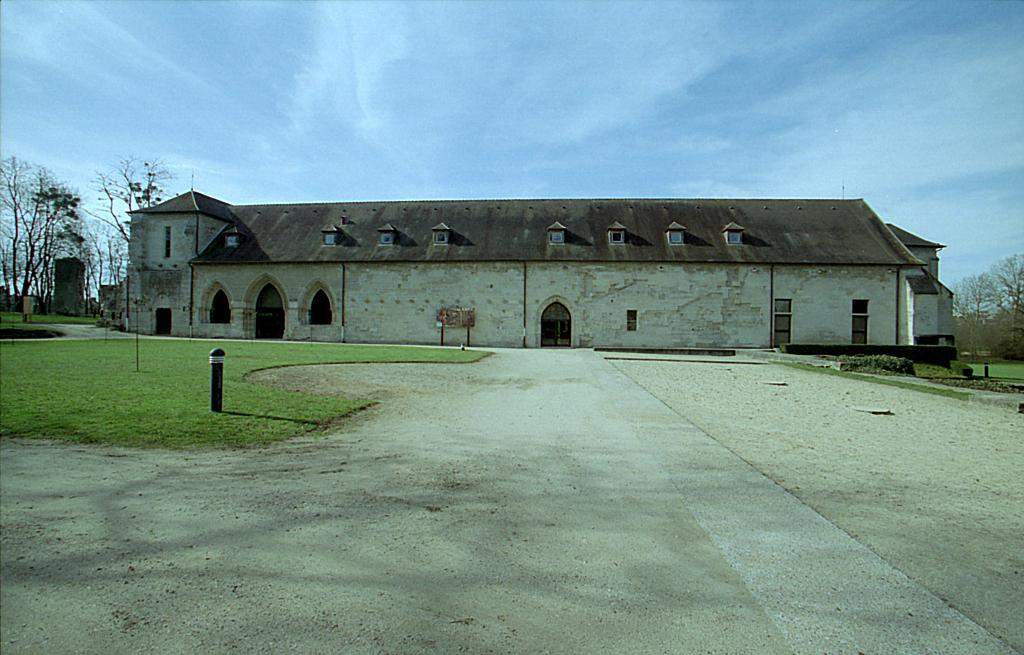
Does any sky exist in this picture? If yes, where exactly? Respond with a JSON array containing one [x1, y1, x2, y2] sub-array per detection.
[[1, 0, 1021, 283]]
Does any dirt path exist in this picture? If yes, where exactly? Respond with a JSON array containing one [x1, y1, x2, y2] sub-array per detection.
[[1, 349, 1015, 654]]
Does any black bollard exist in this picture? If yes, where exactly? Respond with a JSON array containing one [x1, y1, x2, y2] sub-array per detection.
[[210, 348, 225, 412], [984, 362, 990, 379]]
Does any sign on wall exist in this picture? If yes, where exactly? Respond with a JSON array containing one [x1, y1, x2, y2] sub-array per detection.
[[437, 307, 476, 328]]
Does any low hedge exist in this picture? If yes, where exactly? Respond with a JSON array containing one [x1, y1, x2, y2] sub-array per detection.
[[780, 343, 957, 366], [838, 355, 915, 375]]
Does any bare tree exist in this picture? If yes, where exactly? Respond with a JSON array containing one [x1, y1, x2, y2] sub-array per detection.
[[89, 157, 174, 242], [0, 158, 83, 310], [990, 254, 1023, 322]]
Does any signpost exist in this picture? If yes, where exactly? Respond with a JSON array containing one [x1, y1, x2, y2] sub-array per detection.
[[437, 307, 475, 347]]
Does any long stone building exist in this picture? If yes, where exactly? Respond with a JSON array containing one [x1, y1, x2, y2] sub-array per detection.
[[126, 191, 954, 348]]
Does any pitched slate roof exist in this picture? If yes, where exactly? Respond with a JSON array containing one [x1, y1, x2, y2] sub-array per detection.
[[130, 190, 234, 223], [886, 223, 945, 249], [135, 192, 922, 266]]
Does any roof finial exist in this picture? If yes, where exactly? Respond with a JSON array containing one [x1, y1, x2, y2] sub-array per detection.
[[190, 169, 195, 192], [841, 177, 845, 200]]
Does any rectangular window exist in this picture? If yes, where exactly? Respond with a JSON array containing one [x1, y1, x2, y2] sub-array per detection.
[[549, 231, 564, 244], [609, 230, 624, 244], [379, 232, 394, 245], [626, 309, 637, 331], [773, 298, 792, 345], [164, 225, 172, 258], [668, 231, 683, 244], [433, 231, 448, 244], [726, 231, 742, 244], [322, 232, 337, 246], [225, 234, 239, 247], [852, 299, 869, 344]]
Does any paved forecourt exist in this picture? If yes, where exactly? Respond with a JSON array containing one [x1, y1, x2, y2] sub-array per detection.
[[0, 348, 1012, 654]]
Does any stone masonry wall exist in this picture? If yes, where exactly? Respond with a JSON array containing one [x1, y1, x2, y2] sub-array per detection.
[[183, 261, 904, 347]]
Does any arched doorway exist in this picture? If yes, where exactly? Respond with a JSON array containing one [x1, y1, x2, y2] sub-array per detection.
[[209, 290, 231, 324], [308, 289, 332, 325], [541, 302, 571, 347], [255, 284, 285, 339]]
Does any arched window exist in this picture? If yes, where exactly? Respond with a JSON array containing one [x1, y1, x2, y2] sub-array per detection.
[[308, 289, 332, 325], [209, 290, 231, 324]]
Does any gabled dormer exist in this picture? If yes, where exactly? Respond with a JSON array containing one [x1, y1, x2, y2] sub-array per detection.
[[607, 221, 627, 245], [223, 227, 244, 248], [431, 223, 451, 245], [377, 223, 399, 246], [666, 221, 686, 245], [722, 221, 745, 245], [321, 224, 340, 246], [547, 221, 567, 245]]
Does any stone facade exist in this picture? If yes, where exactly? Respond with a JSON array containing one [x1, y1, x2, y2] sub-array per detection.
[[166, 260, 904, 348], [126, 193, 949, 348]]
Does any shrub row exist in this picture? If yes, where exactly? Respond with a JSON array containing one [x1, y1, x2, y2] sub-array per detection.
[[780, 343, 957, 366], [837, 355, 916, 375]]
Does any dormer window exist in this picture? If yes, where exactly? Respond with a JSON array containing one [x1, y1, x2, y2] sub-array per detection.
[[378, 223, 398, 246], [607, 221, 626, 245], [321, 224, 340, 246], [666, 221, 685, 245], [223, 228, 242, 248], [547, 222, 567, 245], [722, 222, 745, 245], [432, 223, 451, 245]]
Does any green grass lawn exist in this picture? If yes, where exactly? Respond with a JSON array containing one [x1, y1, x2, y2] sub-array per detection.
[[776, 361, 971, 400], [0, 339, 487, 449], [1, 311, 98, 325], [967, 361, 1024, 381]]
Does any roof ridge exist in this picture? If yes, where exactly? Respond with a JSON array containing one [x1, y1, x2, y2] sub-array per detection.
[[232, 197, 864, 208]]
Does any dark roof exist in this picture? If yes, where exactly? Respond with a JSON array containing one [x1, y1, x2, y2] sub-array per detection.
[[130, 190, 234, 223], [907, 273, 939, 295], [886, 223, 945, 249], [173, 194, 922, 266]]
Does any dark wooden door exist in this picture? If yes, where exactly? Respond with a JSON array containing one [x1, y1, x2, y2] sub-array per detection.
[[541, 302, 571, 347]]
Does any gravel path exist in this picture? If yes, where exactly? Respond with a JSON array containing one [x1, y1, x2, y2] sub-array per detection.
[[1, 348, 1017, 654], [611, 356, 1024, 653]]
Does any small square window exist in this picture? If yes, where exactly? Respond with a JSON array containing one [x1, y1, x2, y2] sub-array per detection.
[[626, 309, 637, 331], [774, 299, 791, 313], [225, 234, 239, 248], [433, 231, 448, 244], [852, 299, 869, 314], [668, 231, 684, 244], [548, 231, 564, 244], [379, 232, 395, 245], [726, 231, 742, 244], [322, 232, 337, 246], [609, 230, 624, 244]]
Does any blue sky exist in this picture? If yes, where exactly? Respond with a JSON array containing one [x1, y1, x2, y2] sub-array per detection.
[[1, 0, 1021, 282]]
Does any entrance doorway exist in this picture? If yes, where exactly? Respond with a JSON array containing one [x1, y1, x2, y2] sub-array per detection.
[[255, 284, 285, 339], [541, 302, 571, 347], [154, 308, 172, 335]]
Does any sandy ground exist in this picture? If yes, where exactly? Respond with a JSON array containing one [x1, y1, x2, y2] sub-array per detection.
[[1, 348, 1018, 654], [611, 356, 1024, 653]]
